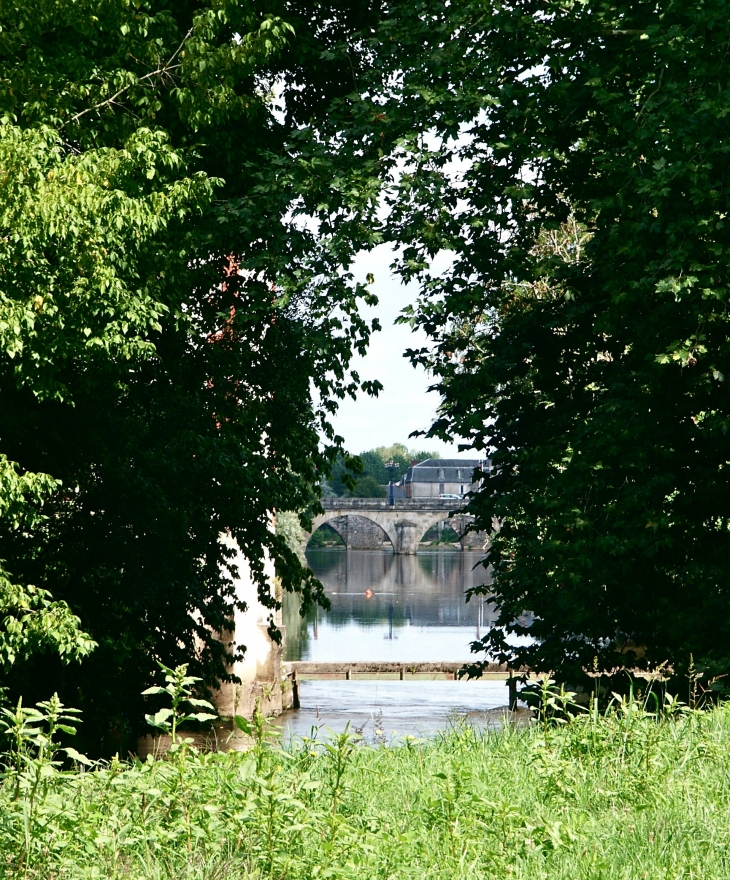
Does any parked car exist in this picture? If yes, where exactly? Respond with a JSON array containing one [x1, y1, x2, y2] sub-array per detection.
[[438, 493, 462, 499]]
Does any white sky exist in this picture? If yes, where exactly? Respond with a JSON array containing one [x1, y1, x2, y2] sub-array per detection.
[[330, 245, 472, 459]]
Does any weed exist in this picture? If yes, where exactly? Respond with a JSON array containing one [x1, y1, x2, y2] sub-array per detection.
[[142, 662, 217, 749]]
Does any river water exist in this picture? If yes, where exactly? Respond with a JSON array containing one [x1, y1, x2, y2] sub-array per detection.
[[277, 548, 519, 741]]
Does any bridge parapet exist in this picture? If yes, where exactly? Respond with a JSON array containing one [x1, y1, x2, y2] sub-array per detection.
[[320, 497, 466, 513]]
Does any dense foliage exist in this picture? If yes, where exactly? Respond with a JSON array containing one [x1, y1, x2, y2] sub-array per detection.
[[360, 0, 730, 686], [4, 686, 730, 879], [0, 0, 388, 749], [327, 443, 439, 497], [4, 0, 729, 738]]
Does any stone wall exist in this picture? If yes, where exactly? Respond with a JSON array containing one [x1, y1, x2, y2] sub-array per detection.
[[461, 529, 489, 550], [449, 514, 489, 551], [326, 515, 391, 550]]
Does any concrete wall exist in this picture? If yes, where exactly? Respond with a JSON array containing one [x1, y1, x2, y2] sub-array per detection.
[[213, 533, 293, 722], [410, 483, 440, 498]]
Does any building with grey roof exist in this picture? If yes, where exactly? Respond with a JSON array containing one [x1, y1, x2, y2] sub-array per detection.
[[402, 458, 487, 498]]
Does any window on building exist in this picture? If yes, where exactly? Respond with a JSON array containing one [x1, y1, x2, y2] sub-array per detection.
[[457, 469, 461, 479], [439, 483, 445, 494], [439, 468, 445, 479], [460, 485, 464, 495]]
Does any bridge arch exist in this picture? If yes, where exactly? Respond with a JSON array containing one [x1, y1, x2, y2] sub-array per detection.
[[307, 513, 393, 550], [420, 514, 487, 551], [419, 514, 466, 547], [308, 510, 399, 550]]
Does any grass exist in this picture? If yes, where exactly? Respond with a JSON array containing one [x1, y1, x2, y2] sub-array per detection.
[[3, 692, 730, 879]]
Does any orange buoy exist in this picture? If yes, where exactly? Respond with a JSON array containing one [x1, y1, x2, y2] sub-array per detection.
[[364, 589, 374, 599]]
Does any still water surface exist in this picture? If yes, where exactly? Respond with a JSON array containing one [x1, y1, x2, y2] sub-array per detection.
[[277, 549, 516, 740]]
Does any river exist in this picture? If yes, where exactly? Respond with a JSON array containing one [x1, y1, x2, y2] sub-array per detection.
[[276, 548, 518, 741]]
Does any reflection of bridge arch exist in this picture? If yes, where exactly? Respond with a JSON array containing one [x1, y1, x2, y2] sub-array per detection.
[[306, 499, 484, 555]]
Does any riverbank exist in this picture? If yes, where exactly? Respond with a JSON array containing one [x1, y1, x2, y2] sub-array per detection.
[[4, 699, 730, 878]]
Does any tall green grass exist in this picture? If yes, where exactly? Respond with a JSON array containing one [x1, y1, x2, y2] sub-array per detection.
[[3, 692, 730, 878]]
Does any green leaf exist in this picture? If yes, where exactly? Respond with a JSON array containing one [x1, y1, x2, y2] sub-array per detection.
[[145, 708, 174, 729], [234, 715, 254, 735], [64, 746, 93, 766], [186, 697, 215, 709]]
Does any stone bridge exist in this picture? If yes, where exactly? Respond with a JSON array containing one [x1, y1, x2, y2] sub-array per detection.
[[309, 498, 486, 555]]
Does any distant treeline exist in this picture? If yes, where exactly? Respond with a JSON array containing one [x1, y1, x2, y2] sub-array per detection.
[[323, 443, 439, 498]]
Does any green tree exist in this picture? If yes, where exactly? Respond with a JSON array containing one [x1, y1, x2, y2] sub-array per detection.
[[327, 444, 440, 496], [369, 444, 440, 483], [275, 511, 307, 565], [306, 523, 345, 548], [370, 0, 730, 687], [347, 475, 386, 498], [0, 457, 95, 668], [322, 453, 365, 498], [0, 0, 388, 748], [358, 451, 390, 486]]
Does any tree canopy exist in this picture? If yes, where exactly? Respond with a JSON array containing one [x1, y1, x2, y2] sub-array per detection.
[[367, 0, 730, 687], [0, 0, 387, 749]]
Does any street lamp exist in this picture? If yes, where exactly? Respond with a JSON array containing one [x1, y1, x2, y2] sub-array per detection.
[[385, 459, 396, 507]]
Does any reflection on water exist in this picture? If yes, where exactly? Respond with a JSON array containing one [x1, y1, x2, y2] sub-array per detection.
[[283, 549, 496, 663], [279, 549, 519, 738]]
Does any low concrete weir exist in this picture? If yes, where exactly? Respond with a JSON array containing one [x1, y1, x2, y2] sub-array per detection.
[[284, 661, 525, 679], [309, 498, 487, 554]]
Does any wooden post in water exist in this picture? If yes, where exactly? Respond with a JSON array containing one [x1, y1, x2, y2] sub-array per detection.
[[508, 676, 518, 711], [292, 668, 300, 710]]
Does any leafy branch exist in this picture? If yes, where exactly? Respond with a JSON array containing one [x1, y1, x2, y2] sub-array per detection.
[[64, 28, 192, 128]]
